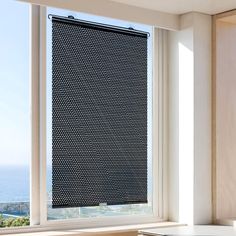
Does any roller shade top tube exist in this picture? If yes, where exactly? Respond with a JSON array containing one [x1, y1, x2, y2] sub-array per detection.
[[48, 14, 150, 38]]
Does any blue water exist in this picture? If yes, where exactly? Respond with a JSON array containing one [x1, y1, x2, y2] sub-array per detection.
[[0, 166, 52, 203], [0, 166, 29, 202]]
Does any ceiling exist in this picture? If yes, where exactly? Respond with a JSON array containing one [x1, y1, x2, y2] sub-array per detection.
[[110, 0, 236, 15]]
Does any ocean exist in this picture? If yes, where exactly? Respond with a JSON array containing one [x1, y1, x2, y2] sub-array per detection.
[[0, 166, 52, 203], [0, 166, 29, 203]]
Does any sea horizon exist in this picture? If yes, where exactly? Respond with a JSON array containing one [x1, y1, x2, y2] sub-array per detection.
[[0, 165, 52, 203]]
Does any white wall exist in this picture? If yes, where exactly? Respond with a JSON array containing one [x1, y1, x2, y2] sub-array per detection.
[[18, 0, 179, 30], [193, 13, 212, 225], [215, 20, 236, 220], [168, 12, 212, 225]]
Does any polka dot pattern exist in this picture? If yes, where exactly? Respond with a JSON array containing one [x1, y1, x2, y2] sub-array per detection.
[[52, 18, 148, 208]]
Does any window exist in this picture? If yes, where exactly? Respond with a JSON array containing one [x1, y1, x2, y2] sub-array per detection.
[[45, 7, 154, 223], [0, 3, 163, 231], [0, 0, 30, 228]]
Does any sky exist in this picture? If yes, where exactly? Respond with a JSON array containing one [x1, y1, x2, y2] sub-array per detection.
[[0, 0, 30, 166]]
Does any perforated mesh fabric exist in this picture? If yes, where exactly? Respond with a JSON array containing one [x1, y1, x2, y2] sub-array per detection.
[[52, 17, 148, 208]]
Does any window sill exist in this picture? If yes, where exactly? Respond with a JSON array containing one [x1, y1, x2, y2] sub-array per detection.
[[0, 222, 185, 236]]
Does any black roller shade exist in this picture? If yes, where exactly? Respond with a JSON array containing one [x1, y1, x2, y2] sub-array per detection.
[[52, 16, 148, 208]]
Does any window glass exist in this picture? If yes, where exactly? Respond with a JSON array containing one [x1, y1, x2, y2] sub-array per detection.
[[46, 7, 153, 220], [0, 0, 30, 227]]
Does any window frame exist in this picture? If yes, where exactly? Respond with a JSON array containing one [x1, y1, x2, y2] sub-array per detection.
[[0, 3, 168, 233], [36, 4, 167, 228]]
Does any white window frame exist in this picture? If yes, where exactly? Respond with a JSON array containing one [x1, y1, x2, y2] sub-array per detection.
[[0, 3, 168, 234]]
